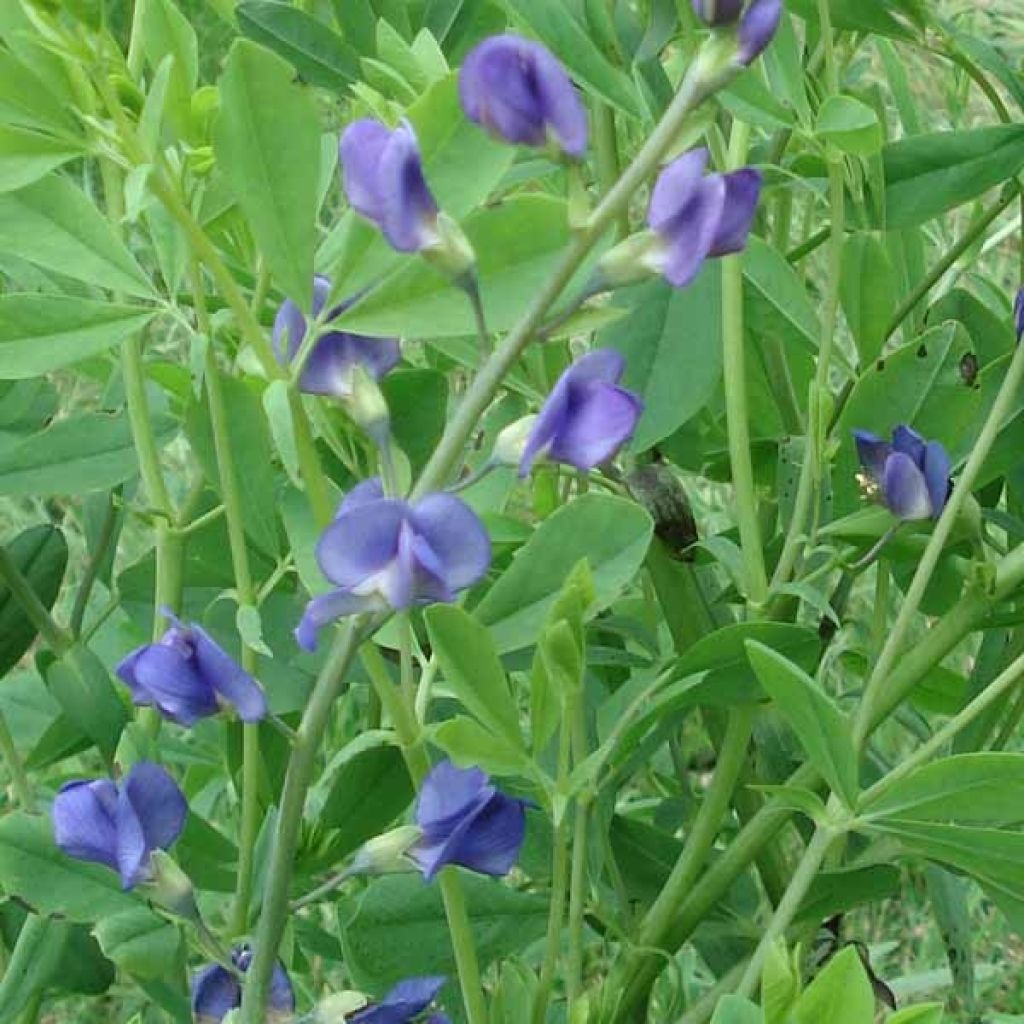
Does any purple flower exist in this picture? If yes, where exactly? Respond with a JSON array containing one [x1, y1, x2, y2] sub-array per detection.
[[410, 760, 527, 881], [459, 34, 588, 159], [854, 425, 952, 521], [519, 349, 643, 476], [116, 611, 267, 727], [340, 119, 439, 253], [692, 0, 743, 25], [646, 148, 761, 288], [295, 481, 491, 651], [273, 276, 400, 398], [52, 761, 187, 890], [348, 976, 447, 1024], [192, 945, 294, 1024], [738, 0, 782, 65], [1015, 286, 1024, 343]]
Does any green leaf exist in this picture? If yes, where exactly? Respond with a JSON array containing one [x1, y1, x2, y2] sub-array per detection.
[[788, 0, 925, 40], [796, 864, 901, 924], [0, 525, 67, 680], [0, 915, 68, 1021], [815, 95, 882, 156], [596, 269, 721, 452], [744, 236, 820, 353], [0, 813, 140, 923], [0, 410, 177, 497], [94, 908, 183, 979], [425, 604, 521, 747], [0, 51, 80, 137], [860, 753, 1024, 825], [791, 946, 874, 1024], [238, 2, 360, 90], [381, 369, 449, 475], [879, 125, 1024, 229], [432, 716, 533, 777], [475, 493, 653, 653], [0, 176, 153, 297], [331, 0, 377, 56], [340, 873, 548, 992], [0, 125, 84, 193], [745, 640, 859, 808], [924, 865, 975, 1013], [0, 296, 156, 379], [711, 996, 764, 1024], [840, 234, 897, 364], [136, 0, 199, 137], [215, 39, 321, 310], [45, 644, 128, 762], [887, 1005, 944, 1024]]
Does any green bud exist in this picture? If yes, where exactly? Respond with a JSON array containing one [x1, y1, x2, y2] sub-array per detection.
[[349, 824, 422, 877], [140, 851, 199, 921], [347, 364, 391, 444], [593, 231, 663, 291], [493, 416, 538, 468], [423, 212, 477, 281], [315, 992, 369, 1022]]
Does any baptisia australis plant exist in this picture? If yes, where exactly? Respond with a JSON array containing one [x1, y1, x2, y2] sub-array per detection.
[[192, 945, 295, 1024], [854, 425, 952, 521]]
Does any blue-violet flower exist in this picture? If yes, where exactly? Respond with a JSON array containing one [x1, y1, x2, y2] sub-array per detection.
[[738, 0, 783, 65], [854, 425, 952, 521], [692, 0, 743, 26], [519, 349, 643, 476], [52, 761, 187, 889], [192, 945, 295, 1024], [1014, 286, 1024, 343], [116, 611, 267, 726], [410, 760, 527, 881], [348, 976, 448, 1024], [459, 34, 588, 159], [273, 276, 400, 398], [295, 481, 491, 651]]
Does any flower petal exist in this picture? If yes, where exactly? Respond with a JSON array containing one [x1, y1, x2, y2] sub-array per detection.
[[340, 119, 392, 225], [191, 963, 241, 1024], [349, 976, 447, 1024], [738, 0, 783, 65], [416, 760, 491, 832], [647, 148, 710, 234], [114, 645, 147, 700], [52, 779, 119, 872], [378, 121, 439, 253], [891, 424, 927, 465], [922, 440, 952, 518], [129, 644, 219, 725], [338, 477, 387, 517], [531, 41, 588, 157], [853, 429, 890, 481], [316, 499, 407, 586], [548, 382, 642, 470], [659, 175, 727, 288], [300, 332, 401, 397], [269, 961, 296, 1017], [709, 168, 761, 257], [294, 588, 374, 652], [122, 761, 187, 854], [883, 451, 933, 521], [191, 625, 268, 723], [410, 494, 492, 593]]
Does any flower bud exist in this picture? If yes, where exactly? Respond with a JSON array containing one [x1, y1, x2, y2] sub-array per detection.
[[347, 364, 391, 447], [692, 0, 743, 26], [422, 212, 477, 282], [1015, 286, 1024, 344], [493, 416, 539, 468], [349, 824, 422, 877], [314, 992, 369, 1022], [593, 231, 664, 291], [738, 0, 782, 66], [141, 851, 199, 921]]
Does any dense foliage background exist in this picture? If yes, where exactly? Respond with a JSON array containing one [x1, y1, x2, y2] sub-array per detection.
[[3, 0, 1024, 1022]]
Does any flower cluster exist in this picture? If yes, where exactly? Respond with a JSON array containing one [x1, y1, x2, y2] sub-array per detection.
[[854, 425, 952, 521]]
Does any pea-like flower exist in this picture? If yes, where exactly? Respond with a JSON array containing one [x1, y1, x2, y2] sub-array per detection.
[[295, 481, 491, 651], [410, 760, 528, 881], [273, 276, 400, 398], [116, 611, 267, 726], [52, 761, 187, 890], [518, 349, 643, 476], [854, 425, 952, 521], [692, 0, 743, 25], [348, 976, 449, 1024], [340, 119, 440, 254], [459, 34, 588, 159], [1014, 286, 1024, 343], [192, 944, 295, 1024], [738, 0, 783, 66]]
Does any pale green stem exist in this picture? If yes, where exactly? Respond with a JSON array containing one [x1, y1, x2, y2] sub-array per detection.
[[593, 103, 627, 238], [566, 694, 591, 1012], [0, 712, 33, 810]]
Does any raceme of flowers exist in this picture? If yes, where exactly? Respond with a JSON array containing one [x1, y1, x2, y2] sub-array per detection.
[[854, 425, 952, 521]]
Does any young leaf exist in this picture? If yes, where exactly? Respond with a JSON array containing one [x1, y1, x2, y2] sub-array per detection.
[[0, 125, 84, 193], [710, 995, 764, 1023], [791, 946, 874, 1024]]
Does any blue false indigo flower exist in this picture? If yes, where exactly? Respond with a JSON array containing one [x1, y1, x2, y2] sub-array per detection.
[[347, 976, 448, 1024], [738, 0, 783, 65], [295, 481, 491, 651], [459, 34, 588, 159], [116, 611, 267, 726], [273, 276, 400, 398], [517, 349, 643, 476], [692, 0, 743, 25], [854, 425, 952, 521], [410, 760, 527, 881], [192, 945, 295, 1024], [52, 761, 187, 890], [1014, 286, 1024, 343]]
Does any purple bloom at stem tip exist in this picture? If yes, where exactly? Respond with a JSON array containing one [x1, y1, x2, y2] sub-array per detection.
[[295, 481, 491, 652], [738, 0, 783, 66], [646, 147, 762, 289], [410, 760, 528, 881], [692, 0, 743, 26], [519, 349, 643, 476], [459, 34, 588, 159], [52, 761, 187, 890], [273, 276, 400, 398], [192, 944, 295, 1024], [1014, 286, 1024, 343], [854, 425, 952, 521], [116, 610, 267, 727], [349, 976, 447, 1024], [340, 119, 439, 253]]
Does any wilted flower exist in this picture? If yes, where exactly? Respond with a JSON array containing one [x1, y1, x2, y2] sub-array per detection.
[[854, 425, 952, 521], [347, 976, 448, 1024], [295, 481, 491, 651], [192, 945, 294, 1024], [273, 276, 400, 398], [410, 760, 527, 881], [459, 34, 588, 159], [692, 0, 743, 25], [738, 0, 783, 65], [518, 349, 642, 476], [340, 119, 440, 253], [52, 761, 187, 890], [1014, 286, 1024, 343], [116, 611, 267, 726]]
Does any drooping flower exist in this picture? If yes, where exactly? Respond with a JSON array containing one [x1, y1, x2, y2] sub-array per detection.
[[1014, 286, 1024, 343], [692, 0, 743, 26], [273, 276, 400, 398], [116, 611, 267, 727], [192, 945, 295, 1024], [295, 481, 491, 651], [518, 349, 642, 476], [340, 119, 440, 253], [854, 425, 952, 521], [348, 976, 448, 1024], [52, 761, 187, 890], [410, 760, 528, 881], [738, 0, 783, 65], [459, 34, 588, 159]]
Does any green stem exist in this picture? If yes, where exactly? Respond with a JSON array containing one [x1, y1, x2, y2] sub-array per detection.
[[566, 694, 591, 1012], [464, 276, 492, 358], [721, 122, 768, 607], [0, 547, 71, 654], [593, 103, 627, 238], [70, 491, 119, 637], [0, 711, 33, 810]]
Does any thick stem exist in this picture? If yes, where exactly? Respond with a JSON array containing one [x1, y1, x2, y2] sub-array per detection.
[[0, 712, 33, 810], [70, 491, 119, 637]]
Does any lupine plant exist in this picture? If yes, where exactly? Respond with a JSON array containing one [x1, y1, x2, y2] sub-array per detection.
[[3, 1, 1024, 1023]]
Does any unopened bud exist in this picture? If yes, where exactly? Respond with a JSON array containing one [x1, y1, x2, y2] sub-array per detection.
[[141, 851, 199, 921], [692, 0, 742, 26], [493, 416, 538, 468], [315, 992, 369, 1022], [593, 231, 663, 291], [347, 364, 391, 445], [423, 212, 477, 281], [349, 824, 422, 877]]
